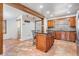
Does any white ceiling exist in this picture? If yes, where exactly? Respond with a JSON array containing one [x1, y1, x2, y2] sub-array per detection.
[[3, 4, 27, 20], [22, 3, 79, 19], [3, 4, 41, 21], [4, 3, 79, 20]]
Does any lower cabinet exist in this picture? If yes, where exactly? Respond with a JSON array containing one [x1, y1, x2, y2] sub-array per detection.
[[55, 32, 61, 40], [61, 32, 66, 41], [53, 32, 56, 39], [36, 33, 54, 52], [69, 32, 76, 42], [55, 31, 76, 42], [65, 32, 70, 41]]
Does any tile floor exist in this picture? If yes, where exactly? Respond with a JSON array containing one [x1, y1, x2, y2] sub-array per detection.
[[3, 39, 77, 56]]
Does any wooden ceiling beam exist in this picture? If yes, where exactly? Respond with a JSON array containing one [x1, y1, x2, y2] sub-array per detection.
[[6, 3, 44, 19]]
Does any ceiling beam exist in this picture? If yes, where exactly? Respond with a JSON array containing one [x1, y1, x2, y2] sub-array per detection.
[[6, 3, 45, 19]]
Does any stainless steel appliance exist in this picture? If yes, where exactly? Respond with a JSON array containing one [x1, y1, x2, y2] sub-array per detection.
[[76, 11, 79, 55]]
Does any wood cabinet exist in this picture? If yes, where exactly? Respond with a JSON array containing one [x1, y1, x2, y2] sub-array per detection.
[[55, 32, 66, 40], [48, 20, 55, 28], [55, 31, 76, 42], [55, 32, 61, 40], [68, 17, 76, 27], [65, 32, 70, 41], [53, 32, 56, 39], [65, 32, 76, 42], [69, 32, 76, 42], [36, 33, 54, 52], [61, 32, 66, 41], [0, 3, 3, 54]]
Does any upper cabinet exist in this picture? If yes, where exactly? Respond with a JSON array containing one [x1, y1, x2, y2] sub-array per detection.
[[48, 20, 55, 28], [68, 16, 76, 27]]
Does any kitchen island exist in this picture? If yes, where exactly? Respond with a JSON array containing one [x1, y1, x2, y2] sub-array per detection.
[[36, 33, 54, 52]]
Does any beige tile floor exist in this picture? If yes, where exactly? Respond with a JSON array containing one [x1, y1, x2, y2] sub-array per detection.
[[3, 39, 77, 56]]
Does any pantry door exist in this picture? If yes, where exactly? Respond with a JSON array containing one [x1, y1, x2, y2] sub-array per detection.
[[0, 3, 3, 54]]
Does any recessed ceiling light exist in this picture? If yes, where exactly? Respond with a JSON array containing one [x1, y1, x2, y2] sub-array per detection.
[[46, 11, 50, 14], [68, 4, 72, 8], [67, 11, 71, 14], [50, 14, 53, 17], [39, 5, 44, 9]]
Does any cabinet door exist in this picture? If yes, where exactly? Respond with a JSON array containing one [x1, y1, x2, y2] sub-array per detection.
[[46, 35, 53, 52], [65, 32, 70, 41], [36, 34, 46, 52], [69, 17, 76, 27], [0, 3, 3, 54], [53, 32, 56, 39], [55, 32, 61, 40], [69, 32, 76, 42], [46, 36, 50, 51], [61, 32, 66, 40], [48, 20, 55, 28]]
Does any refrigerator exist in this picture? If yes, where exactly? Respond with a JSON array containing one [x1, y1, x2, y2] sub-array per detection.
[[76, 11, 79, 55]]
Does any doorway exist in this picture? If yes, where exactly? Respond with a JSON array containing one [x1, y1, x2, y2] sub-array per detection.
[[16, 19, 21, 40]]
